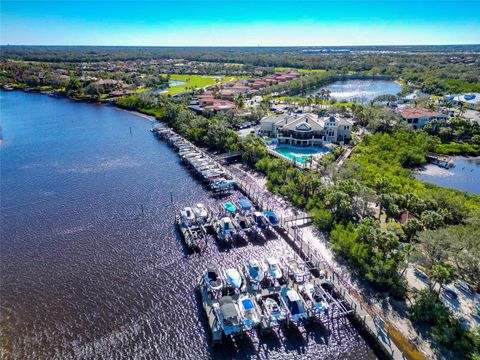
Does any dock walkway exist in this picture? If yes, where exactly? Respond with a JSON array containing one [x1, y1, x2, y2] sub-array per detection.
[[152, 123, 426, 360]]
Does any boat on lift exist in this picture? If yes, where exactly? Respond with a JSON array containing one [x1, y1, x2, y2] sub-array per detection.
[[237, 198, 253, 212], [283, 257, 307, 283], [214, 296, 243, 336], [301, 283, 329, 315], [237, 295, 261, 330], [252, 211, 269, 231], [235, 213, 254, 233], [193, 203, 210, 225], [214, 217, 236, 241], [265, 257, 283, 284], [263, 210, 280, 227], [224, 268, 244, 292], [211, 179, 236, 191], [203, 265, 224, 292], [180, 207, 195, 226], [261, 296, 286, 327], [245, 259, 265, 289], [281, 287, 308, 323]]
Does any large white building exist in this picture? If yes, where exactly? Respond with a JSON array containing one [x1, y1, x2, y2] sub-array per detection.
[[259, 113, 352, 146]]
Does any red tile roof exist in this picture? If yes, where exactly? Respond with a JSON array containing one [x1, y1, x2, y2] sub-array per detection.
[[398, 107, 440, 119]]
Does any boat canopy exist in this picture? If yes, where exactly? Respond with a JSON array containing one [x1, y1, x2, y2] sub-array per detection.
[[241, 298, 255, 310], [219, 296, 239, 323], [223, 202, 237, 213], [237, 198, 253, 211], [264, 210, 280, 226], [287, 289, 301, 302]]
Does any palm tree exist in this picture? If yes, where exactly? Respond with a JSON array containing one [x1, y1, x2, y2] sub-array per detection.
[[430, 263, 456, 297], [458, 102, 466, 117], [400, 243, 416, 276]]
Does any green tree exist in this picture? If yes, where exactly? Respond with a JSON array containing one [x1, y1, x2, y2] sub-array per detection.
[[430, 263, 456, 295]]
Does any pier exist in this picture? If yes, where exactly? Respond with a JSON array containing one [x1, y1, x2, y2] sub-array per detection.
[[426, 152, 454, 168], [151, 123, 426, 360]]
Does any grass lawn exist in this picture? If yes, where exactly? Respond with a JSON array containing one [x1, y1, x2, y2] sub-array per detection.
[[159, 74, 248, 95], [159, 74, 220, 95]]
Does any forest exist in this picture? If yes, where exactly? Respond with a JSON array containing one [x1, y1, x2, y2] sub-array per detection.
[[2, 45, 479, 95]]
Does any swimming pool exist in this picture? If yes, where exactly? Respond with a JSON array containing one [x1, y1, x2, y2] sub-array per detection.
[[274, 145, 330, 163]]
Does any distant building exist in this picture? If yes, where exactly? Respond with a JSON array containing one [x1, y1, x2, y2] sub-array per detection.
[[188, 92, 236, 114], [399, 90, 429, 104], [444, 93, 480, 109], [259, 113, 352, 146], [397, 107, 447, 128]]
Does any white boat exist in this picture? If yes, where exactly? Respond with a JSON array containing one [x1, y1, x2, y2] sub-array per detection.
[[245, 259, 265, 287], [265, 257, 283, 282], [215, 217, 236, 241], [238, 295, 261, 330], [261, 296, 286, 326], [302, 283, 329, 315], [235, 213, 253, 233], [203, 265, 223, 292], [211, 179, 236, 191], [180, 207, 195, 226], [252, 211, 269, 231], [281, 287, 308, 323], [193, 203, 210, 224], [224, 268, 243, 290], [283, 257, 307, 283], [215, 296, 243, 336]]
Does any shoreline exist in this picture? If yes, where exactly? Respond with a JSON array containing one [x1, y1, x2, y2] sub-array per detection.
[[114, 107, 156, 122]]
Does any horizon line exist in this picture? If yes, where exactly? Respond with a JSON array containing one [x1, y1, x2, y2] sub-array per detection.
[[2, 43, 480, 48]]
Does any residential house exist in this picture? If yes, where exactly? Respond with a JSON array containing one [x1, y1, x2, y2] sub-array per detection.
[[259, 113, 352, 146], [397, 107, 447, 128]]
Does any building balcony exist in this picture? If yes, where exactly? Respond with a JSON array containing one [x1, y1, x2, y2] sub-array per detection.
[[278, 132, 324, 140]]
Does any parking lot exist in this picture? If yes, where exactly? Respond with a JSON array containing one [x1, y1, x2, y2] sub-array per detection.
[[407, 266, 480, 328]]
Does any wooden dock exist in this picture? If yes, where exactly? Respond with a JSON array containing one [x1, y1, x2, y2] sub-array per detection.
[[153, 123, 425, 360]]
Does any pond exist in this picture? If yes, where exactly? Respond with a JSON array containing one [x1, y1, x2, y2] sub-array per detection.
[[415, 157, 480, 195], [306, 79, 403, 103], [151, 80, 187, 93]]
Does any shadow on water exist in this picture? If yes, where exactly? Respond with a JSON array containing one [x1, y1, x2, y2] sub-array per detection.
[[210, 335, 257, 360], [281, 323, 308, 354], [305, 319, 331, 346]]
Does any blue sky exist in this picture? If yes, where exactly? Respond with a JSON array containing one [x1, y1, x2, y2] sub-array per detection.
[[1, 1, 479, 46]]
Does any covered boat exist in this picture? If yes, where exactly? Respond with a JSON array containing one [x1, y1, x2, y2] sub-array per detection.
[[263, 210, 280, 227], [223, 201, 237, 213], [217, 296, 242, 336], [237, 198, 253, 212]]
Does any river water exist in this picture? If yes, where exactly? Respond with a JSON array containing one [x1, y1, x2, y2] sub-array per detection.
[[0, 91, 376, 359], [415, 156, 480, 195]]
